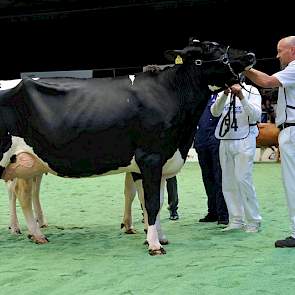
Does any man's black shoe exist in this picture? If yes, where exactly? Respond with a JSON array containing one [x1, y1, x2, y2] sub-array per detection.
[[217, 220, 229, 225], [169, 210, 179, 220], [199, 214, 218, 223], [275, 236, 295, 248]]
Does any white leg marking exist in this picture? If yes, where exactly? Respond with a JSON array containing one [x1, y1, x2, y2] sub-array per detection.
[[147, 225, 162, 252], [155, 178, 167, 243]]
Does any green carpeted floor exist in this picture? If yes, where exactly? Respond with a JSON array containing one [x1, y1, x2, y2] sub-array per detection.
[[0, 162, 293, 295]]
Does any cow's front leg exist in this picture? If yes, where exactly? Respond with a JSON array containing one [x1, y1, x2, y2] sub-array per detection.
[[7, 179, 21, 234], [32, 175, 48, 228], [135, 150, 166, 255], [154, 178, 168, 244], [135, 178, 168, 244], [121, 172, 137, 234], [15, 178, 48, 244]]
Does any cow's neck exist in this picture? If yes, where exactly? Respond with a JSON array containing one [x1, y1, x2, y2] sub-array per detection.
[[168, 64, 211, 160]]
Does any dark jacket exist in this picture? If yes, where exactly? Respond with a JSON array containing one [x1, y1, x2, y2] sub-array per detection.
[[194, 94, 220, 150]]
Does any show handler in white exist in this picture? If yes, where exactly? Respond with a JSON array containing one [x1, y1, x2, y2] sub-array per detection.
[[211, 81, 262, 233], [245, 35, 295, 247]]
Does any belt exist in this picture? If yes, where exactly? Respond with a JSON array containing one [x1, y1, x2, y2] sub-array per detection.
[[278, 122, 295, 131], [249, 123, 257, 126]]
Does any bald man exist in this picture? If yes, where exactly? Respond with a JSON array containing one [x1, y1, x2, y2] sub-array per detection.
[[244, 36, 295, 247]]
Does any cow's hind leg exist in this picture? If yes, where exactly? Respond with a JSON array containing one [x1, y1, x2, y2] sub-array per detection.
[[121, 172, 137, 234], [7, 179, 21, 234], [133, 179, 149, 234], [32, 174, 48, 228], [15, 178, 48, 244], [135, 150, 165, 255]]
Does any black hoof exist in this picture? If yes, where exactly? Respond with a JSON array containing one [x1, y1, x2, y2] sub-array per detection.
[[27, 234, 49, 243], [149, 247, 166, 256], [120, 223, 125, 229], [160, 239, 169, 245], [125, 228, 136, 234], [9, 226, 22, 234]]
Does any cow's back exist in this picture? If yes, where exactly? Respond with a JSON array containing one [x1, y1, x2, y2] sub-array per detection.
[[1, 75, 183, 177]]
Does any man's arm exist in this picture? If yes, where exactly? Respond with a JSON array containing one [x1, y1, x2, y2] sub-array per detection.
[[210, 93, 227, 117], [244, 68, 282, 88]]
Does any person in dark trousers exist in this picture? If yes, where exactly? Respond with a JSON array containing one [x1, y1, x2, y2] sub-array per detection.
[[194, 94, 229, 225], [167, 176, 179, 220]]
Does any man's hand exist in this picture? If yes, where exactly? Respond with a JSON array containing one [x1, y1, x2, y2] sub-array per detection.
[[224, 84, 244, 100]]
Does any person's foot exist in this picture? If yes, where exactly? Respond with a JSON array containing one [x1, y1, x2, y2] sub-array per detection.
[[275, 236, 295, 248], [199, 214, 218, 223], [244, 223, 261, 233], [217, 220, 229, 226], [221, 223, 244, 232], [169, 210, 179, 220]]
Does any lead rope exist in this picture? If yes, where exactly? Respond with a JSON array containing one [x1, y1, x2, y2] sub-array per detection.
[[219, 93, 238, 137]]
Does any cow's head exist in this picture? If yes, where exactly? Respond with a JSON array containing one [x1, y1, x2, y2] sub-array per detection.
[[165, 39, 256, 91]]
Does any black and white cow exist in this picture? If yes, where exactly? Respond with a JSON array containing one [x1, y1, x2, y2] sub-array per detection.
[[0, 40, 255, 255], [1, 79, 47, 235]]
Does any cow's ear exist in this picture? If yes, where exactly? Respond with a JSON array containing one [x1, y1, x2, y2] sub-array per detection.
[[164, 46, 203, 63], [188, 37, 200, 46], [164, 50, 183, 63]]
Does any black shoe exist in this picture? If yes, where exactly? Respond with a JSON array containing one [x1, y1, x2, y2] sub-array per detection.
[[275, 236, 295, 248], [217, 220, 229, 225], [199, 214, 218, 223], [169, 210, 179, 220]]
